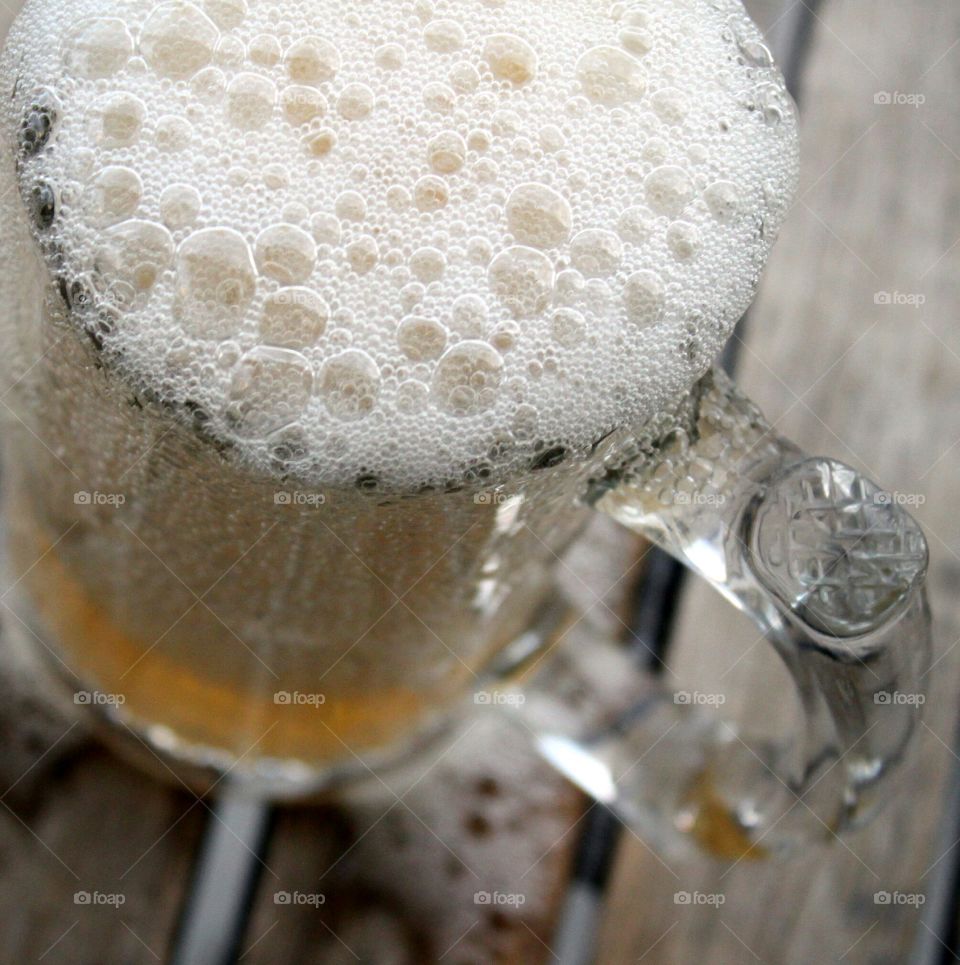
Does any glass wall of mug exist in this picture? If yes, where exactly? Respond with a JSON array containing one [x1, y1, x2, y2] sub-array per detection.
[[1, 304, 641, 788]]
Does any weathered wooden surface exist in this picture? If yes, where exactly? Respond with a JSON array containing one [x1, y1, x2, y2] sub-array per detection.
[[599, 2, 960, 963]]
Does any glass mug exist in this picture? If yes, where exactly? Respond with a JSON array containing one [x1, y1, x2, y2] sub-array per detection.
[[0, 265, 931, 858], [0, 4, 931, 860]]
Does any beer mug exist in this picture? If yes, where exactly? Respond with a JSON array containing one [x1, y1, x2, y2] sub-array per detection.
[[0, 0, 930, 857]]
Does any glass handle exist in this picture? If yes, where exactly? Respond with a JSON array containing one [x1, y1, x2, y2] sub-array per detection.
[[497, 366, 931, 858]]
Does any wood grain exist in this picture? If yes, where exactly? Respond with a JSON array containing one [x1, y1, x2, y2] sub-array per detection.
[[599, 2, 960, 962]]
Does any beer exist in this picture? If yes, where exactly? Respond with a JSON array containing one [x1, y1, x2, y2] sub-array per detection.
[[0, 0, 798, 785]]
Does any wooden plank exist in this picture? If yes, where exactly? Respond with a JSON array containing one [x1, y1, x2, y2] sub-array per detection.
[[599, 1, 960, 962], [0, 621, 206, 964]]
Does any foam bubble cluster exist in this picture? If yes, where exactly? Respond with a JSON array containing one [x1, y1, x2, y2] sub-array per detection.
[[1, 0, 799, 491]]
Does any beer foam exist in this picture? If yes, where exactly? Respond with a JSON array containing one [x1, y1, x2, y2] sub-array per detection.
[[0, 0, 799, 491]]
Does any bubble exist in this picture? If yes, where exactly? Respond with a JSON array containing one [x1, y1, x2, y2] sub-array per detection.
[[570, 229, 623, 277], [89, 92, 146, 148], [506, 183, 572, 248], [254, 224, 317, 284], [285, 36, 341, 85], [423, 82, 456, 113], [319, 349, 381, 420], [705, 181, 741, 222], [228, 346, 312, 437], [335, 191, 367, 222], [577, 46, 646, 105], [310, 212, 341, 246], [667, 221, 700, 259], [87, 166, 142, 227], [29, 182, 56, 232], [160, 184, 202, 230], [176, 227, 257, 337], [488, 246, 554, 317], [261, 288, 329, 348], [484, 34, 538, 85], [281, 86, 327, 126], [551, 307, 586, 347], [202, 0, 247, 30], [140, 2, 219, 79], [432, 341, 504, 416], [305, 128, 337, 157], [490, 320, 520, 352], [375, 43, 406, 70], [623, 270, 665, 327], [619, 27, 652, 56], [644, 165, 694, 216], [449, 62, 480, 93], [249, 34, 282, 67], [414, 176, 449, 212], [155, 115, 193, 152], [226, 73, 277, 130], [617, 206, 651, 244], [346, 236, 379, 274], [214, 35, 245, 67], [424, 19, 465, 53], [192, 66, 227, 102], [397, 379, 429, 414], [539, 125, 565, 152], [410, 247, 446, 282], [338, 83, 374, 120], [450, 294, 488, 337], [427, 131, 467, 173], [62, 18, 133, 78], [398, 315, 447, 360], [97, 220, 174, 294]]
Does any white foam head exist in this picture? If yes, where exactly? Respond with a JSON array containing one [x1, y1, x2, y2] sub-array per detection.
[[1, 0, 799, 490]]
